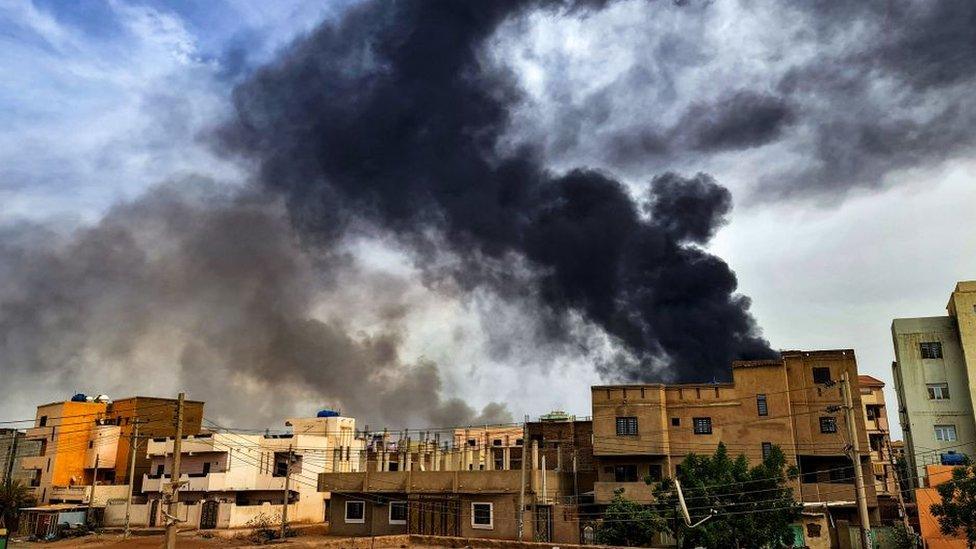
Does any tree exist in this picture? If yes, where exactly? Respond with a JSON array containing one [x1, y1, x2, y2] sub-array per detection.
[[595, 489, 665, 547], [0, 480, 37, 530], [651, 443, 801, 549], [930, 464, 976, 548]]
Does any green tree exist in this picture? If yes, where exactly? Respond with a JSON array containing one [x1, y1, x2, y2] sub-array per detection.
[[595, 489, 665, 547], [651, 443, 801, 549], [0, 480, 37, 530], [930, 464, 976, 548]]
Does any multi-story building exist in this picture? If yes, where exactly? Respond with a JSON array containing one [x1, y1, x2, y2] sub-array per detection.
[[19, 394, 203, 505], [319, 437, 580, 543], [892, 281, 976, 483], [130, 412, 363, 529], [591, 349, 879, 534], [858, 375, 898, 497], [0, 428, 42, 485]]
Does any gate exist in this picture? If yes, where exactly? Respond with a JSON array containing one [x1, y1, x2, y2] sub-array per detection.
[[534, 505, 552, 542], [148, 500, 159, 527], [200, 500, 219, 529], [409, 496, 459, 536]]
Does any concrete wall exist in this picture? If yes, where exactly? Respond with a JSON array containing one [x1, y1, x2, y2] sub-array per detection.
[[892, 315, 976, 482]]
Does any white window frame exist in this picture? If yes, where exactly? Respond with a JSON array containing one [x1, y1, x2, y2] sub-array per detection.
[[345, 500, 365, 523], [927, 383, 950, 400], [388, 500, 407, 525], [934, 425, 957, 442], [470, 501, 493, 530]]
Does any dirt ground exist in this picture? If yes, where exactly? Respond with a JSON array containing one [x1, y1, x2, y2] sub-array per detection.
[[7, 529, 351, 548]]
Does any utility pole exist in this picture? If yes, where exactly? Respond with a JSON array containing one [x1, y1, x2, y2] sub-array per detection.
[[841, 371, 872, 549], [124, 419, 145, 539], [884, 432, 913, 534], [165, 393, 185, 549], [280, 444, 292, 540], [517, 417, 527, 542], [87, 454, 100, 528]]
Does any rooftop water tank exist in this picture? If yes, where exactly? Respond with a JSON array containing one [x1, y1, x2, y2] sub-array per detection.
[[316, 409, 340, 418], [70, 393, 87, 402], [94, 394, 111, 403]]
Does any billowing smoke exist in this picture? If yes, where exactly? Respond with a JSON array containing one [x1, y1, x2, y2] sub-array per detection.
[[217, 0, 775, 383], [0, 180, 511, 426]]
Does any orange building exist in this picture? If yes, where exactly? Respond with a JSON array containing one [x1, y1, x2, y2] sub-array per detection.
[[21, 395, 204, 505], [915, 465, 969, 549]]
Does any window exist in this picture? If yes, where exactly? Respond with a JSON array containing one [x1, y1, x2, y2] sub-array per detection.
[[345, 500, 365, 523], [828, 466, 851, 483], [467, 439, 477, 447], [819, 416, 837, 434], [39, 415, 48, 427], [866, 405, 879, 420], [615, 417, 638, 436], [614, 464, 639, 482], [812, 367, 831, 384], [647, 464, 663, 482], [693, 417, 712, 435], [927, 383, 950, 400], [934, 425, 957, 442], [762, 442, 773, 460], [671, 417, 680, 427], [493, 439, 502, 446], [88, 441, 93, 449], [757, 394, 768, 416], [471, 502, 493, 529], [155, 464, 164, 477], [920, 342, 943, 359], [389, 501, 407, 524]]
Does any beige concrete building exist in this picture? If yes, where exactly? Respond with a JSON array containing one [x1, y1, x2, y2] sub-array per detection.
[[122, 413, 363, 530], [858, 375, 898, 497], [892, 281, 976, 483], [591, 349, 879, 542]]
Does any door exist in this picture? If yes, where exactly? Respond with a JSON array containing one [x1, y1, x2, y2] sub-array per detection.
[[148, 500, 159, 527], [409, 496, 459, 536], [535, 505, 552, 542], [200, 500, 219, 530]]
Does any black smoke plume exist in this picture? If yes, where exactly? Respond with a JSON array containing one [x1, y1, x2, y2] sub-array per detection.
[[218, 0, 775, 382]]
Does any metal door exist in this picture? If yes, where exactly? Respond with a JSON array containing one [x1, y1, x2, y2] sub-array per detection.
[[200, 500, 219, 529], [148, 499, 159, 527], [409, 496, 459, 537], [535, 505, 552, 542]]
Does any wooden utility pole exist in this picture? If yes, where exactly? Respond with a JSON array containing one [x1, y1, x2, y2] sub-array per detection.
[[885, 432, 913, 534], [124, 419, 144, 539], [280, 444, 293, 540], [517, 417, 527, 541], [841, 371, 872, 549], [165, 393, 185, 549]]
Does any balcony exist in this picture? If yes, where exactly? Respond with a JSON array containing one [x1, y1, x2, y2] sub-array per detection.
[[594, 481, 655, 504], [50, 485, 91, 502], [317, 470, 566, 496], [142, 472, 288, 493]]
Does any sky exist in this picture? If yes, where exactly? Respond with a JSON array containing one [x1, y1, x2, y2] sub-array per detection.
[[1, 0, 974, 439]]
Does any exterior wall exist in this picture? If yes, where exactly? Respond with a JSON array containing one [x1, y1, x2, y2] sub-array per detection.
[[858, 376, 897, 496], [914, 465, 968, 549], [0, 429, 42, 484], [947, 281, 976, 418], [892, 314, 976, 483], [23, 401, 107, 503]]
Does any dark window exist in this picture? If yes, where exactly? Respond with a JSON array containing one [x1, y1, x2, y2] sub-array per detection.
[[156, 464, 164, 476], [388, 461, 399, 471], [693, 417, 712, 435], [88, 441, 93, 449], [515, 439, 523, 446], [492, 439, 502, 446], [920, 342, 943, 359], [39, 416, 48, 427], [762, 442, 773, 460], [865, 405, 877, 420], [829, 466, 851, 483], [812, 367, 831, 384], [646, 464, 663, 482], [820, 416, 837, 434], [467, 439, 477, 447], [472, 503, 493, 528], [807, 523, 822, 537], [389, 501, 407, 523], [274, 460, 288, 477], [671, 417, 680, 427], [345, 501, 365, 523], [757, 394, 768, 416], [614, 464, 639, 482], [615, 417, 638, 436], [202, 462, 211, 476]]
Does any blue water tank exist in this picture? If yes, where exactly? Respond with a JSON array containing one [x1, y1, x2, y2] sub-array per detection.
[[70, 393, 88, 402], [941, 452, 967, 465], [316, 409, 340, 418]]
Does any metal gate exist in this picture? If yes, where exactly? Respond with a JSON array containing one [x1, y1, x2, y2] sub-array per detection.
[[534, 505, 552, 542], [409, 496, 459, 536], [200, 500, 219, 529]]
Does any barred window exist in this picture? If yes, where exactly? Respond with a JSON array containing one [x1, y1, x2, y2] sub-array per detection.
[[693, 417, 712, 435], [820, 416, 837, 434], [757, 394, 768, 416], [920, 342, 943, 359], [615, 417, 638, 436]]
